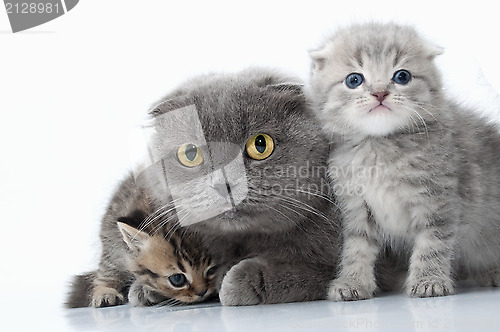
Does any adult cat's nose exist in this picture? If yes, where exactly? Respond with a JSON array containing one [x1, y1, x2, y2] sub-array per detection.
[[372, 91, 389, 103]]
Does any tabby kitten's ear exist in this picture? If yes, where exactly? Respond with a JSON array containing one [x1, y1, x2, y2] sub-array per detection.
[[117, 222, 150, 252]]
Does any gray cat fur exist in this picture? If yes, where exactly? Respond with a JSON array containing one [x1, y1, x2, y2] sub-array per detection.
[[309, 23, 500, 300], [67, 68, 343, 307]]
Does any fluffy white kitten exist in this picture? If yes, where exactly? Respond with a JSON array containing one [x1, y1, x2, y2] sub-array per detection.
[[309, 23, 500, 300]]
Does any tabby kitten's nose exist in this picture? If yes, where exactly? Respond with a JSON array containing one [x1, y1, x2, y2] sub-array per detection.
[[372, 91, 389, 103]]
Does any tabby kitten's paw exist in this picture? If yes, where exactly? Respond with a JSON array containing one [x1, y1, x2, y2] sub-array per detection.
[[328, 278, 375, 301], [91, 286, 125, 307], [128, 281, 166, 307], [475, 268, 500, 287], [406, 277, 455, 298], [219, 258, 266, 306]]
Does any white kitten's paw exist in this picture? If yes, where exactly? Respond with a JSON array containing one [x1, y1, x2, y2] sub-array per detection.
[[219, 258, 265, 306], [328, 278, 375, 301], [475, 268, 500, 287], [407, 277, 455, 298], [91, 286, 125, 307]]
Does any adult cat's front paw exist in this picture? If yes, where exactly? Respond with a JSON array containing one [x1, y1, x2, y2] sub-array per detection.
[[219, 258, 266, 306], [406, 277, 455, 298], [328, 278, 375, 301], [91, 285, 125, 307]]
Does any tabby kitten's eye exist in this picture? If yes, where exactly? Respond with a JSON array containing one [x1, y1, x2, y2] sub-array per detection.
[[345, 73, 364, 89], [177, 143, 204, 167], [168, 274, 187, 287], [245, 134, 274, 160], [392, 69, 412, 85]]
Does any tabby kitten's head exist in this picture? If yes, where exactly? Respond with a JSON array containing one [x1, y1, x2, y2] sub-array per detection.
[[139, 68, 330, 233], [117, 222, 217, 304], [310, 23, 445, 137]]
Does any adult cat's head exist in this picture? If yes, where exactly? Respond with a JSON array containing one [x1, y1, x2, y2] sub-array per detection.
[[138, 68, 330, 233], [309, 23, 445, 138]]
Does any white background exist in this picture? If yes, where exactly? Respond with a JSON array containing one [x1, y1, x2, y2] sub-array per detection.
[[1, 1, 499, 330]]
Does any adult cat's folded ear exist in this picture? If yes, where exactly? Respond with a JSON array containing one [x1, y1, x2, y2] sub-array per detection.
[[148, 96, 190, 117]]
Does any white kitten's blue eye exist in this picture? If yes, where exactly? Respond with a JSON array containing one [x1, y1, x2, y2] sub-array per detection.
[[168, 274, 187, 288], [345, 73, 364, 89], [392, 70, 411, 85]]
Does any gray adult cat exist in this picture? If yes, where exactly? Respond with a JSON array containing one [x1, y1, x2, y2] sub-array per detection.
[[309, 23, 500, 300], [67, 68, 342, 307]]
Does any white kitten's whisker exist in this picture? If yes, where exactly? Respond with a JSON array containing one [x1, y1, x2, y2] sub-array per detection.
[[398, 104, 429, 138], [408, 108, 429, 138], [414, 103, 444, 131]]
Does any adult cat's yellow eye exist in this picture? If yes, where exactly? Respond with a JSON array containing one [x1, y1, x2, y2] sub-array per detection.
[[245, 134, 274, 160], [177, 143, 204, 167]]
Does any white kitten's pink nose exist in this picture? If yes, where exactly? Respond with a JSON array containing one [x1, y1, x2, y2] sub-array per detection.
[[372, 91, 389, 103]]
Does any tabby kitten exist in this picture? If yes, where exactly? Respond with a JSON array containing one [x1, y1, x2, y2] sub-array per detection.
[[117, 222, 217, 306], [309, 23, 500, 300], [66, 174, 219, 308]]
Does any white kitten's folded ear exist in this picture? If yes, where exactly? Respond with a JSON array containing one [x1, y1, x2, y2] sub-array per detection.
[[423, 41, 444, 59], [309, 49, 327, 71], [117, 221, 150, 251]]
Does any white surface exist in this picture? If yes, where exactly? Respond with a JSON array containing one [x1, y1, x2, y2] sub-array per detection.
[[10, 287, 500, 331], [1, 1, 500, 331]]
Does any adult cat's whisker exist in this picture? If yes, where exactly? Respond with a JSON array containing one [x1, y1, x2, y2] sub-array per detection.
[[282, 188, 335, 204], [281, 187, 345, 216], [268, 205, 300, 227], [150, 208, 186, 236], [139, 199, 181, 232], [274, 204, 310, 234], [274, 196, 332, 233], [276, 202, 325, 235], [162, 220, 182, 241], [274, 195, 331, 222]]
